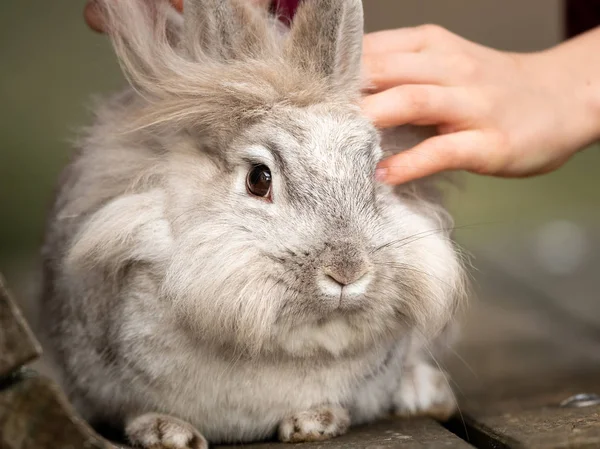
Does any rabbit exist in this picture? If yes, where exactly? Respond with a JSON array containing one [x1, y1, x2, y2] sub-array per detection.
[[39, 0, 467, 447]]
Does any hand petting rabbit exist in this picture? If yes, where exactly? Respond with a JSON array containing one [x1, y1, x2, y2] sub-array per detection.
[[41, 0, 466, 447]]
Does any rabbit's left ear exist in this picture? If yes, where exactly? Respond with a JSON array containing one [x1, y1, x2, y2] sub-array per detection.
[[284, 0, 364, 93]]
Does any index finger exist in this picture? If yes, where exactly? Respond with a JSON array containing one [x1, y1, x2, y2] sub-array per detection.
[[362, 85, 473, 129], [363, 28, 427, 55]]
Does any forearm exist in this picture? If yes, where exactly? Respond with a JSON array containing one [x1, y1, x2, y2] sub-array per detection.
[[535, 26, 600, 151]]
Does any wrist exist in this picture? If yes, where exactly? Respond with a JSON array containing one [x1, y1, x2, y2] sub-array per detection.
[[582, 70, 600, 144], [536, 33, 600, 152]]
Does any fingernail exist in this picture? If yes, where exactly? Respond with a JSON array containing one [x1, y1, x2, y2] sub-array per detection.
[[171, 0, 184, 12], [84, 2, 105, 33], [375, 167, 388, 182]]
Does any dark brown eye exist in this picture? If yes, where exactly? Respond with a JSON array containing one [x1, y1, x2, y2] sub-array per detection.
[[246, 164, 272, 199]]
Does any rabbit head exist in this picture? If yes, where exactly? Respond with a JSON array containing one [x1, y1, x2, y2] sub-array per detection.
[[78, 0, 465, 358]]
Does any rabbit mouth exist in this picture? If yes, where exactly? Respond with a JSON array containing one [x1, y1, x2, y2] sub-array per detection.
[[317, 270, 373, 305]]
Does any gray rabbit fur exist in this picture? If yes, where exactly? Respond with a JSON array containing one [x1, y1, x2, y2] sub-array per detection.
[[40, 0, 466, 447]]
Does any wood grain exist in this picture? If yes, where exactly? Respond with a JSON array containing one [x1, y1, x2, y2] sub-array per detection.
[[444, 256, 600, 448], [0, 374, 114, 449], [219, 418, 474, 449], [0, 276, 41, 378]]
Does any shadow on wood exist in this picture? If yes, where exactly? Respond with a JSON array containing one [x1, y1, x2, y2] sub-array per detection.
[[0, 275, 116, 449]]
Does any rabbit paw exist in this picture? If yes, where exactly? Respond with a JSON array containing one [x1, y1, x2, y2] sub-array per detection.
[[278, 406, 350, 443], [393, 362, 456, 421], [126, 413, 208, 449]]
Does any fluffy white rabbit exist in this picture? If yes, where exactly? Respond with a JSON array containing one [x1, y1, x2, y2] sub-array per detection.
[[40, 0, 466, 447]]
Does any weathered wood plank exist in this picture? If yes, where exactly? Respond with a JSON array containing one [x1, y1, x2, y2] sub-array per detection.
[[448, 299, 600, 416], [464, 405, 600, 449], [220, 418, 474, 448], [0, 373, 115, 449], [0, 276, 41, 378], [445, 255, 600, 449]]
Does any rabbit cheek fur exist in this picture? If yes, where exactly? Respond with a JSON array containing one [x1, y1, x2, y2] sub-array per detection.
[[40, 0, 466, 446]]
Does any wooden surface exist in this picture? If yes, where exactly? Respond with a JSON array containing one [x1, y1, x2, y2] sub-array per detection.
[[1, 242, 600, 448], [0, 275, 114, 449], [442, 254, 600, 449], [0, 374, 113, 449], [222, 419, 473, 449], [0, 276, 41, 379]]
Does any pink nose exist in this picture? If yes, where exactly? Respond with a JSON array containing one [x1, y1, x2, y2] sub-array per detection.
[[322, 266, 369, 287]]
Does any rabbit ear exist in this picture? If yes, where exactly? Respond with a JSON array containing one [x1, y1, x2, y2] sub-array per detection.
[[184, 0, 269, 61], [284, 0, 364, 92]]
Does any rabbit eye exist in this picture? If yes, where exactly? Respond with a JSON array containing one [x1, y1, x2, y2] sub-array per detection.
[[246, 164, 272, 199]]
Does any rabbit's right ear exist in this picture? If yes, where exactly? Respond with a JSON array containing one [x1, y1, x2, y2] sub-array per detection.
[[184, 0, 269, 61], [284, 0, 364, 94], [96, 0, 271, 98]]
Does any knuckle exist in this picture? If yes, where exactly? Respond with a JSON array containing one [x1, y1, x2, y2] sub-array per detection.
[[472, 131, 509, 174], [435, 137, 459, 165], [450, 54, 479, 81], [419, 23, 454, 43], [419, 24, 448, 40], [489, 130, 510, 153], [463, 87, 491, 118]]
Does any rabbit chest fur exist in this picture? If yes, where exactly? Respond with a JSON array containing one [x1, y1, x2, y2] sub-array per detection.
[[40, 0, 466, 446]]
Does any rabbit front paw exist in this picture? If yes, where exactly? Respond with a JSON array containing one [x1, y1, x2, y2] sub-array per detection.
[[393, 362, 456, 421], [278, 406, 350, 443], [126, 413, 208, 449]]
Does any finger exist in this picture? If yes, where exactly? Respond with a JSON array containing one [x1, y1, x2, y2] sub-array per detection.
[[364, 52, 450, 92], [84, 1, 105, 33], [362, 85, 474, 128], [375, 130, 490, 185], [363, 28, 428, 55]]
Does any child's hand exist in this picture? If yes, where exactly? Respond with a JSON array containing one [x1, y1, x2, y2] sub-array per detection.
[[363, 26, 600, 184]]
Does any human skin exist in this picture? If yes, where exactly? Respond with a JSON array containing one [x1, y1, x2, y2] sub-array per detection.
[[364, 25, 600, 185]]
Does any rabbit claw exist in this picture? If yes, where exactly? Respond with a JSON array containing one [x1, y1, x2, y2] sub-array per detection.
[[278, 405, 350, 443], [126, 413, 208, 449]]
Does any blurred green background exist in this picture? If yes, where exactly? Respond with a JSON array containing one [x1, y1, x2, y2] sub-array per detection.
[[1, 1, 598, 321]]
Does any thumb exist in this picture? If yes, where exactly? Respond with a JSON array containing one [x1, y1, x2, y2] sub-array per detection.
[[170, 0, 183, 11]]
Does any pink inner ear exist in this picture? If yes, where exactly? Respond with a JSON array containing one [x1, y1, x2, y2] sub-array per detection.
[[272, 0, 301, 26]]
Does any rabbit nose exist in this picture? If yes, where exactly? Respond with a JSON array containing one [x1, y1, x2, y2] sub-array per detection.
[[319, 264, 372, 297], [323, 266, 368, 286], [318, 240, 372, 296]]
